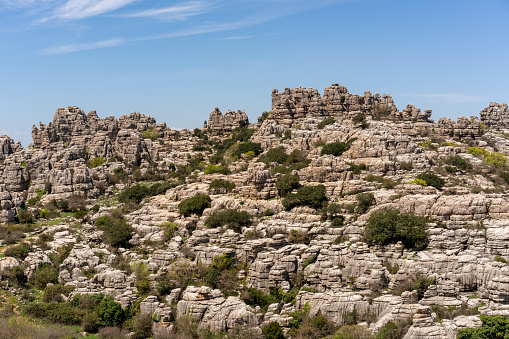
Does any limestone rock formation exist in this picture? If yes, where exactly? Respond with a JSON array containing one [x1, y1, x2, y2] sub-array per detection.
[[480, 102, 509, 128], [208, 107, 249, 133]]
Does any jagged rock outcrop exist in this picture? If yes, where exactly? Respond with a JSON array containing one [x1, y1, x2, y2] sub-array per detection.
[[480, 102, 509, 128], [208, 107, 249, 133]]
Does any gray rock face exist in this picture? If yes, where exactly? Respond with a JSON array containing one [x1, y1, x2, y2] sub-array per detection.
[[177, 286, 258, 333], [208, 107, 249, 134], [480, 102, 509, 128], [270, 84, 401, 126]]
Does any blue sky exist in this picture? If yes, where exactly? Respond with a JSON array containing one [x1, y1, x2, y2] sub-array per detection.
[[1, 0, 508, 147]]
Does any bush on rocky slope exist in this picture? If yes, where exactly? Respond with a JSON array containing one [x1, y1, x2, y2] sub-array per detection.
[[415, 172, 445, 190], [282, 185, 327, 210], [205, 209, 252, 232], [364, 208, 429, 249], [178, 194, 211, 217]]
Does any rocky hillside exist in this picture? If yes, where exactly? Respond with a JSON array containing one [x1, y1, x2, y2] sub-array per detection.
[[1, 84, 509, 338]]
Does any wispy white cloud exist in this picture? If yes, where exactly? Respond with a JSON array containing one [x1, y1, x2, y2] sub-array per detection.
[[122, 1, 212, 20], [39, 0, 349, 54], [219, 35, 255, 40], [41, 0, 137, 22], [41, 38, 124, 54], [0, 0, 52, 9], [401, 93, 485, 104]]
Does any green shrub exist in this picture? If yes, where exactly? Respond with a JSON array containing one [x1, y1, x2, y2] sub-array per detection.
[[446, 155, 472, 171], [43, 284, 75, 303], [90, 156, 106, 168], [364, 208, 429, 249], [356, 192, 375, 214], [499, 171, 509, 184], [17, 210, 34, 224], [317, 116, 335, 129], [302, 254, 318, 268], [105, 219, 133, 248], [205, 209, 251, 233], [209, 179, 235, 194], [282, 185, 327, 210], [457, 315, 509, 339], [178, 194, 211, 217], [26, 302, 85, 325], [32, 264, 59, 289], [288, 230, 312, 244], [97, 296, 125, 326], [258, 146, 288, 164], [204, 164, 228, 175], [242, 288, 278, 309], [232, 141, 262, 158], [416, 172, 445, 190], [485, 152, 508, 168], [4, 242, 32, 260], [74, 210, 88, 219], [495, 255, 507, 263], [365, 175, 399, 189], [262, 321, 285, 339], [348, 163, 368, 174], [352, 112, 369, 128], [161, 222, 178, 240], [205, 254, 236, 289], [142, 129, 159, 141], [276, 174, 301, 197], [118, 184, 151, 203], [321, 142, 348, 156]]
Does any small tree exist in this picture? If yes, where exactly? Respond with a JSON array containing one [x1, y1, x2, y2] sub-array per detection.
[[262, 321, 285, 339], [178, 194, 211, 217], [364, 208, 428, 249], [97, 296, 125, 326], [416, 172, 445, 190], [276, 174, 301, 197]]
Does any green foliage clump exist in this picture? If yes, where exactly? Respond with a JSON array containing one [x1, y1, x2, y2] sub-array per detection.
[[97, 296, 125, 326], [118, 184, 151, 203], [26, 302, 85, 325], [356, 192, 375, 214], [205, 254, 236, 289], [43, 284, 75, 303], [352, 112, 369, 128], [204, 164, 228, 175], [232, 141, 262, 158], [457, 315, 509, 339], [209, 179, 235, 194], [495, 255, 507, 263], [282, 185, 327, 211], [17, 210, 34, 224], [321, 142, 348, 156], [142, 129, 159, 141], [258, 146, 288, 164], [302, 254, 318, 268], [271, 149, 311, 175], [348, 163, 368, 174], [262, 321, 285, 339], [89, 156, 106, 168], [160, 222, 178, 240], [485, 152, 508, 168], [32, 264, 59, 289], [420, 140, 438, 151], [205, 209, 252, 233], [276, 174, 301, 197], [317, 116, 336, 129], [440, 141, 458, 147], [408, 178, 427, 187], [178, 194, 211, 217], [364, 208, 429, 249], [96, 216, 133, 248], [214, 128, 255, 156], [365, 174, 399, 189], [416, 172, 445, 189], [4, 242, 32, 260]]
